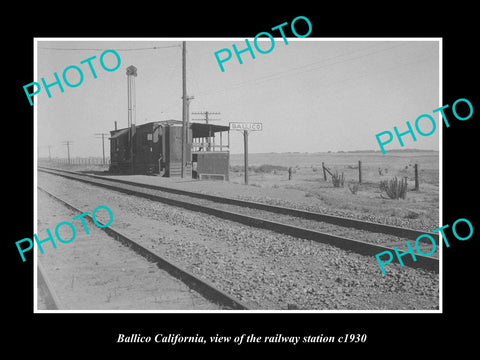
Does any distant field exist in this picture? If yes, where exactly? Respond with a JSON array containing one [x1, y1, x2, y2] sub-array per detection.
[[230, 150, 439, 168], [229, 151, 440, 230], [230, 151, 439, 185]]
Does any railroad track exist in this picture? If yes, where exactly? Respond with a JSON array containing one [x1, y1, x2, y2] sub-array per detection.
[[39, 166, 437, 242], [37, 186, 249, 310], [38, 166, 439, 273]]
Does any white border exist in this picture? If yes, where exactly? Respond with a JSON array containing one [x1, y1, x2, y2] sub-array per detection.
[[438, 38, 443, 313], [33, 37, 443, 314]]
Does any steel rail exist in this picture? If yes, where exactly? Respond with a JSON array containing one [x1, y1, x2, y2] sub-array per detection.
[[37, 186, 250, 310], [38, 166, 439, 243], [38, 168, 439, 273]]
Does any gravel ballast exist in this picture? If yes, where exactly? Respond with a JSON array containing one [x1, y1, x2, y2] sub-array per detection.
[[37, 172, 440, 310]]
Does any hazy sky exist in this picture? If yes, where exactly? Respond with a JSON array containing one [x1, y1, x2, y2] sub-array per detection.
[[35, 38, 440, 157]]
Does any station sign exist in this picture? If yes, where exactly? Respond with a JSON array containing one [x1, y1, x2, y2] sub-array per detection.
[[229, 122, 262, 186], [229, 122, 263, 131]]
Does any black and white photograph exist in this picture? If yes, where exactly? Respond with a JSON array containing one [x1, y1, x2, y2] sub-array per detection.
[[34, 38, 441, 312]]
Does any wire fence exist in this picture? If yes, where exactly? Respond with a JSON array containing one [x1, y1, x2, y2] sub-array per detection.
[[320, 161, 421, 190], [231, 158, 438, 191], [38, 157, 110, 166]]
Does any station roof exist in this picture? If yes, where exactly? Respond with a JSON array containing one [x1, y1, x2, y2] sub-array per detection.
[[190, 122, 229, 137], [110, 120, 229, 139], [109, 128, 129, 139]]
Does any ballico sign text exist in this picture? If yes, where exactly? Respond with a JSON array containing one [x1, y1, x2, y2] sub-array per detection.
[[230, 122, 263, 131]]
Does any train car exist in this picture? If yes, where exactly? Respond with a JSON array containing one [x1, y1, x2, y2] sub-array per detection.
[[109, 120, 230, 180]]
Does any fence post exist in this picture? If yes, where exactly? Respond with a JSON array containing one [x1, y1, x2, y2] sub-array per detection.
[[322, 162, 327, 181], [414, 163, 419, 191], [358, 160, 362, 184]]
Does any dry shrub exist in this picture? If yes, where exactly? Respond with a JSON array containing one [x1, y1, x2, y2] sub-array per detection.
[[332, 171, 344, 188], [348, 182, 359, 194], [379, 177, 408, 199]]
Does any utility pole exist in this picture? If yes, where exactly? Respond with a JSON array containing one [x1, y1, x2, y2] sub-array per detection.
[[94, 133, 109, 165], [61, 141, 73, 165], [181, 41, 194, 178], [186, 97, 195, 120], [182, 41, 187, 178], [192, 111, 221, 124]]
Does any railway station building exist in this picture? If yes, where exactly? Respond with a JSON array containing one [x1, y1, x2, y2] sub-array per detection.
[[109, 120, 230, 180]]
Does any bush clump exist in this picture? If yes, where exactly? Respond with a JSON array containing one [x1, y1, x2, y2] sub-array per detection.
[[379, 177, 408, 199], [332, 171, 344, 188], [253, 164, 288, 173], [229, 164, 289, 173], [348, 182, 359, 194]]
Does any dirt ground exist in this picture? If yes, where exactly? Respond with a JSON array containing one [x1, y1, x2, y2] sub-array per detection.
[[36, 189, 220, 311]]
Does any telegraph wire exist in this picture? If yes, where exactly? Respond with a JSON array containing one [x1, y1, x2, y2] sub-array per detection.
[[202, 53, 434, 100], [38, 45, 181, 51], [195, 43, 411, 97]]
